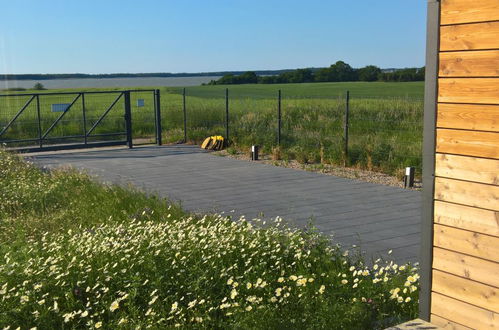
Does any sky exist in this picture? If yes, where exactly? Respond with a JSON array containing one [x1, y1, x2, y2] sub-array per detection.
[[0, 0, 427, 74]]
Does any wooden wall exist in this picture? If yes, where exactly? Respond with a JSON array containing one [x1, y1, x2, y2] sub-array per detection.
[[430, 0, 499, 328]]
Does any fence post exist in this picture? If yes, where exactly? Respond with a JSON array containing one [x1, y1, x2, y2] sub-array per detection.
[[183, 88, 187, 143], [124, 91, 133, 148], [82, 93, 87, 145], [155, 89, 162, 146], [344, 91, 350, 165], [277, 89, 281, 145], [225, 88, 229, 145], [36, 94, 42, 148]]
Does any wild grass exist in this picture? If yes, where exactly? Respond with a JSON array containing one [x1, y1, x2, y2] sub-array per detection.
[[0, 149, 419, 329], [0, 81, 424, 175], [162, 94, 423, 176]]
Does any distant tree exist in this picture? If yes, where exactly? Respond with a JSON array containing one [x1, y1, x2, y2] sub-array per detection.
[[329, 61, 357, 81], [415, 67, 425, 81], [358, 65, 381, 82], [237, 71, 258, 84], [377, 67, 425, 82], [275, 71, 294, 83], [314, 68, 333, 82], [290, 69, 314, 83], [215, 74, 235, 85], [258, 75, 277, 84], [33, 82, 45, 90], [211, 72, 258, 85]]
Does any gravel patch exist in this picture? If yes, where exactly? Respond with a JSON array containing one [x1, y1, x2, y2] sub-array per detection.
[[213, 150, 422, 190]]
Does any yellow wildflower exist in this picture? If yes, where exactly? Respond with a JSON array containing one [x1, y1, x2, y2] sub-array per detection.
[[318, 285, 325, 294], [110, 300, 119, 312], [296, 278, 307, 286], [230, 288, 238, 299]]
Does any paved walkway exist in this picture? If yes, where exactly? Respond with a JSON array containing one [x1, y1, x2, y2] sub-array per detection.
[[29, 145, 422, 264]]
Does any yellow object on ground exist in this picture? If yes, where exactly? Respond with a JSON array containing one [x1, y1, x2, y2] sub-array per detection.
[[202, 136, 225, 151], [201, 137, 213, 149]]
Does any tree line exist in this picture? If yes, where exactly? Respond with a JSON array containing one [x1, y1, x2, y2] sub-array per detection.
[[207, 61, 425, 85], [1, 69, 297, 81]]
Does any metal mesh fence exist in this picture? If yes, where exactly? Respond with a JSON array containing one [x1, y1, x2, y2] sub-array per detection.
[[83, 92, 126, 144], [165, 88, 424, 175], [348, 96, 423, 173], [184, 88, 226, 142], [1, 88, 424, 175], [129, 90, 157, 144], [0, 94, 40, 147], [230, 91, 277, 150], [280, 94, 344, 163]]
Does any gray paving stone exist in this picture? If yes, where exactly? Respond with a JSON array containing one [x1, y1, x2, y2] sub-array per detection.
[[29, 145, 422, 264]]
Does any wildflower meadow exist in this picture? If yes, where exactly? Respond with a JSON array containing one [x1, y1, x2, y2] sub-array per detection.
[[0, 149, 419, 329]]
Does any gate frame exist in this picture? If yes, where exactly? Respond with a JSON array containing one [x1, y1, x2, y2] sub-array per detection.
[[0, 89, 162, 153]]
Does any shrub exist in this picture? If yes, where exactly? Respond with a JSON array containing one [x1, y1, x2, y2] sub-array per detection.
[[33, 82, 46, 90]]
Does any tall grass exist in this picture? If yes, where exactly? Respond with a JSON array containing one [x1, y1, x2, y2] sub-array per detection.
[[162, 94, 423, 176], [0, 149, 419, 329]]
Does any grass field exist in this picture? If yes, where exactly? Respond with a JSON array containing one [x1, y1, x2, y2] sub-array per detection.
[[0, 149, 419, 328], [0, 81, 424, 175], [167, 81, 424, 99]]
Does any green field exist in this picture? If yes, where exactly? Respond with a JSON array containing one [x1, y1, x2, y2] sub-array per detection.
[[167, 81, 424, 99], [0, 81, 424, 175]]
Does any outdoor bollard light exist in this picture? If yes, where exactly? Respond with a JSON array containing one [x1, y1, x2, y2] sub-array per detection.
[[251, 145, 259, 161], [404, 166, 415, 189]]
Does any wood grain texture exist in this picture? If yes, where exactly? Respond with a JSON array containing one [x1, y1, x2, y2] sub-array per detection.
[[434, 177, 499, 211], [431, 292, 498, 329], [438, 78, 499, 104], [436, 128, 499, 159], [440, 21, 499, 51], [441, 0, 499, 25], [435, 153, 499, 184], [437, 103, 499, 132], [434, 200, 499, 237], [434, 223, 499, 261], [432, 270, 499, 312], [431, 314, 473, 330], [433, 247, 499, 287], [439, 50, 499, 77]]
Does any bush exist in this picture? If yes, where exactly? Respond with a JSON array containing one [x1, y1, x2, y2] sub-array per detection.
[[1, 87, 27, 92], [33, 82, 46, 90]]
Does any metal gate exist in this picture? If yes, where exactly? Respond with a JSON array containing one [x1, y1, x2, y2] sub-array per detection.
[[0, 89, 162, 152]]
